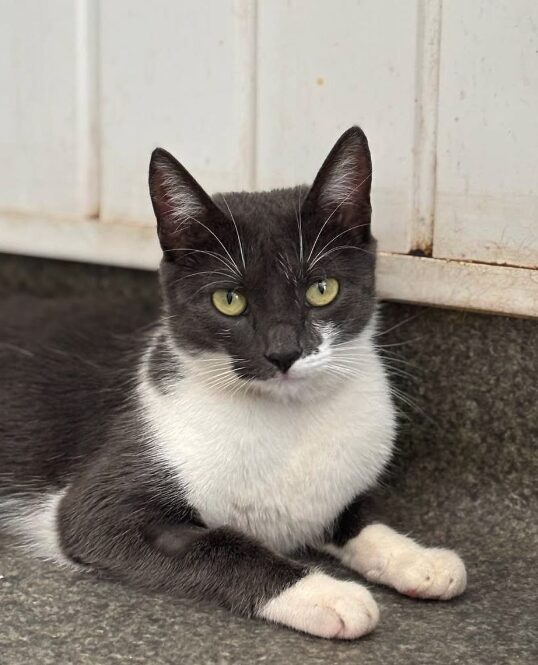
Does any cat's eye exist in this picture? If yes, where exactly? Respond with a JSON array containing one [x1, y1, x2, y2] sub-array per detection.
[[212, 289, 247, 316], [305, 278, 339, 307]]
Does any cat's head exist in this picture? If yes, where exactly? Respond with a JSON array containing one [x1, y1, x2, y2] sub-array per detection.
[[149, 127, 376, 400]]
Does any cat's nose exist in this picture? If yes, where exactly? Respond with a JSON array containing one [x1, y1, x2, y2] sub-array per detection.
[[264, 349, 302, 374], [265, 323, 302, 373]]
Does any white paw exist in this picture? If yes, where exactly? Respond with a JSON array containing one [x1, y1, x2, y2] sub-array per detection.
[[342, 524, 467, 600], [258, 572, 379, 640]]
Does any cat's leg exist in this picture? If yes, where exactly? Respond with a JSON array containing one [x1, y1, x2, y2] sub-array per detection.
[[326, 523, 467, 600], [56, 485, 378, 640]]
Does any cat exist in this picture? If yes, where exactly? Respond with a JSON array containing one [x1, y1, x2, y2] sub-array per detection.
[[0, 127, 466, 640]]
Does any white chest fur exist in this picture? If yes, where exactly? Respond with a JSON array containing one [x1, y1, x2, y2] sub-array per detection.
[[138, 342, 395, 554]]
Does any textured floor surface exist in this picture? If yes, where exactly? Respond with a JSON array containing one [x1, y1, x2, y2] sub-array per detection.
[[1, 254, 537, 664]]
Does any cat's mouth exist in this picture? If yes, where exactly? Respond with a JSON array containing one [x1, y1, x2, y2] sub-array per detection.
[[193, 351, 332, 397], [265, 371, 306, 384], [234, 370, 308, 387], [249, 362, 326, 391], [232, 354, 328, 386]]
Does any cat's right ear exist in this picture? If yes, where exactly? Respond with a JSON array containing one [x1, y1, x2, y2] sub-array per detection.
[[149, 148, 218, 256], [302, 126, 372, 243]]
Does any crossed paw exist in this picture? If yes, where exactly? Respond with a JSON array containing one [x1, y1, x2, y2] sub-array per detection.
[[260, 525, 466, 640], [341, 524, 467, 600], [259, 572, 379, 640]]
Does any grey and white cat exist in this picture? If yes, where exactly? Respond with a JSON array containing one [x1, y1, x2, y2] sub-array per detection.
[[0, 127, 466, 639]]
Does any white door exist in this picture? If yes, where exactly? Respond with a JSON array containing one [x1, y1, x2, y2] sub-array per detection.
[[0, 1, 536, 316], [99, 0, 256, 226], [435, 0, 538, 269], [0, 0, 98, 219], [256, 0, 420, 255]]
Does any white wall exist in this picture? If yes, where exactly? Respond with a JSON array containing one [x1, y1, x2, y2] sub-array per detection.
[[0, 0, 98, 218], [435, 0, 538, 269], [99, 0, 256, 224], [0, 0, 536, 317]]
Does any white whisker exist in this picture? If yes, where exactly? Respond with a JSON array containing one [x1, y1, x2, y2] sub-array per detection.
[[164, 247, 240, 276], [308, 223, 370, 269], [374, 312, 424, 338], [175, 270, 238, 284], [296, 188, 305, 274], [306, 170, 372, 262], [309, 244, 373, 269], [179, 214, 242, 277], [190, 280, 235, 299], [219, 194, 246, 270]]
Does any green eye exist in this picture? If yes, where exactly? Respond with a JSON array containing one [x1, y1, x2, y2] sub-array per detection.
[[305, 278, 339, 307], [212, 289, 247, 316]]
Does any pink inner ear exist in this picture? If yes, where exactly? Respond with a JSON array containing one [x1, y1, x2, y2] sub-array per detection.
[[150, 157, 205, 227], [149, 148, 218, 253], [319, 147, 370, 212], [304, 127, 372, 223]]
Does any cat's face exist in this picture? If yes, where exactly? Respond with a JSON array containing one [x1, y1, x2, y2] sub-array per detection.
[[149, 127, 376, 400]]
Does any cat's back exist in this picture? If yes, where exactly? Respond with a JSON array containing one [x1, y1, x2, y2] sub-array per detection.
[[0, 296, 157, 487]]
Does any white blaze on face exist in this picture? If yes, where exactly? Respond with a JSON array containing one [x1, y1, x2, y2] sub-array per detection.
[[248, 322, 379, 402], [289, 323, 337, 378]]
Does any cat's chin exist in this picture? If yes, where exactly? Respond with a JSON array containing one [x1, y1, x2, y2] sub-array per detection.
[[248, 370, 344, 402]]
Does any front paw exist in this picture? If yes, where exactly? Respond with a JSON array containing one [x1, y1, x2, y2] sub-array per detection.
[[382, 547, 467, 600], [343, 524, 467, 600], [258, 572, 379, 639]]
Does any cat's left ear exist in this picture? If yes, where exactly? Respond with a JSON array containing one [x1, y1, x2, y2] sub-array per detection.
[[149, 147, 221, 255], [303, 126, 372, 240]]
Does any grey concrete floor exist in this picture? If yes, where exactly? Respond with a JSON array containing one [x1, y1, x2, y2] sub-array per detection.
[[1, 254, 537, 664]]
